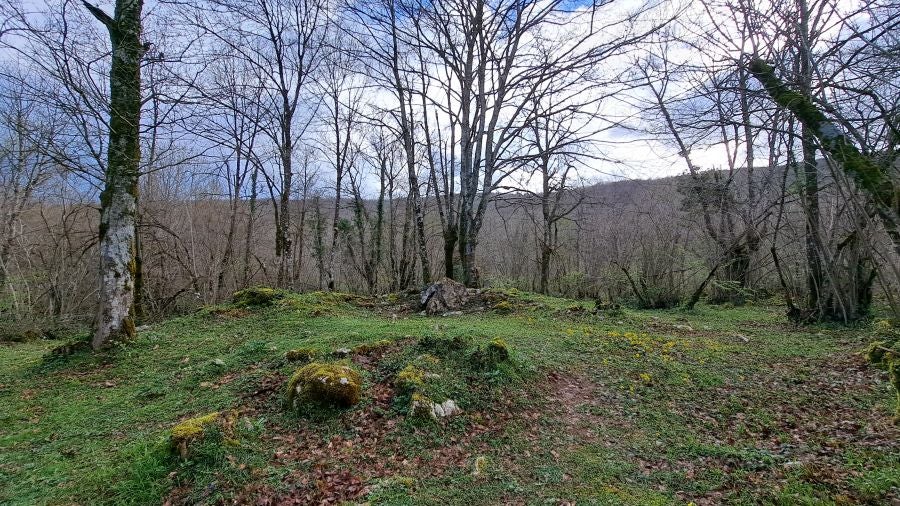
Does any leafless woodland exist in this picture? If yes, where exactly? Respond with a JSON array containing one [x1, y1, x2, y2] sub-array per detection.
[[0, 0, 897, 342]]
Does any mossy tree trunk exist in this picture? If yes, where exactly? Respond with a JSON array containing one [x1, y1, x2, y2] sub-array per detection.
[[748, 58, 900, 261], [83, 0, 144, 350]]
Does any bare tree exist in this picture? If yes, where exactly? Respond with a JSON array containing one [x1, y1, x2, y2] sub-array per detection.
[[184, 0, 329, 289], [78, 0, 145, 349]]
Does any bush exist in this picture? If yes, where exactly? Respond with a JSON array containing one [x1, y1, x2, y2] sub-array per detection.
[[866, 322, 899, 422], [0, 327, 42, 343]]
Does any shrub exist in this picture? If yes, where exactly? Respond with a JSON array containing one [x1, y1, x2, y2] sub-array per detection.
[[866, 326, 899, 423], [284, 362, 362, 410], [0, 325, 43, 343]]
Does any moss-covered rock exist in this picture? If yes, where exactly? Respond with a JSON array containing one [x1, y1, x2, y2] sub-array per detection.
[[867, 336, 900, 423], [232, 287, 283, 308], [471, 338, 510, 369], [408, 392, 462, 420], [352, 339, 392, 355], [284, 362, 362, 410], [409, 392, 435, 420], [285, 348, 317, 363], [492, 300, 514, 314], [170, 411, 234, 458], [395, 364, 426, 394]]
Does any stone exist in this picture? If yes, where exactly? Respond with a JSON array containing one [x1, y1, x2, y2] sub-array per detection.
[[420, 277, 469, 315], [284, 362, 362, 410], [410, 394, 462, 420]]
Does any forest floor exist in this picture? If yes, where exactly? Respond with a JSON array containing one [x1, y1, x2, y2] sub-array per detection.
[[0, 289, 898, 505]]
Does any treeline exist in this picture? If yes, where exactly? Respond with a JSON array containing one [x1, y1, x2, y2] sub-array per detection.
[[0, 0, 898, 340]]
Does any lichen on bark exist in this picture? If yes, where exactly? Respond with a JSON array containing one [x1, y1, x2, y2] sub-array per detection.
[[84, 0, 145, 350]]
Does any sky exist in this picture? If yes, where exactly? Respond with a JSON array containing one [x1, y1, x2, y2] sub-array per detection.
[[5, 0, 868, 192]]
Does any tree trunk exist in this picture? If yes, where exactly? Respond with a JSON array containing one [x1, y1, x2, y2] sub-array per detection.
[[276, 121, 294, 288], [84, 0, 144, 350], [241, 165, 258, 288], [539, 242, 552, 295], [133, 200, 145, 321], [217, 193, 238, 301], [801, 126, 824, 315], [749, 58, 900, 258], [443, 228, 456, 279]]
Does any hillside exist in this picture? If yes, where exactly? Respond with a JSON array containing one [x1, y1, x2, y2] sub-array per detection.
[[1, 290, 898, 505]]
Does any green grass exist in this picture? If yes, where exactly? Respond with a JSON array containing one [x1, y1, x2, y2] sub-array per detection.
[[0, 291, 897, 505]]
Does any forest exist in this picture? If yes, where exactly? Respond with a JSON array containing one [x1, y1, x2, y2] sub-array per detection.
[[0, 0, 898, 504]]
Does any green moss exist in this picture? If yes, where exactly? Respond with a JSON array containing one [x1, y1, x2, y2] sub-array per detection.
[[749, 58, 895, 210], [122, 316, 136, 339], [285, 348, 317, 363], [492, 300, 514, 314], [409, 391, 435, 420], [284, 362, 362, 410], [395, 364, 426, 394], [471, 338, 510, 369], [418, 335, 470, 356], [353, 339, 392, 355], [232, 287, 284, 308], [170, 412, 221, 458]]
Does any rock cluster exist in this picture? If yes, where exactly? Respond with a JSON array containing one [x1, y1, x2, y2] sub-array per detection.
[[420, 277, 469, 315]]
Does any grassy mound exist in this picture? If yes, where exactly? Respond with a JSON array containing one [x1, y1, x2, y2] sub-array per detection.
[[0, 291, 898, 505], [232, 287, 284, 308]]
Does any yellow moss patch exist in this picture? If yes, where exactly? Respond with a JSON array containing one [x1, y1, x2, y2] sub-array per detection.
[[395, 365, 426, 393], [472, 338, 510, 368], [416, 353, 440, 365], [409, 391, 434, 419], [170, 411, 229, 458], [285, 362, 362, 410], [492, 300, 514, 313]]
